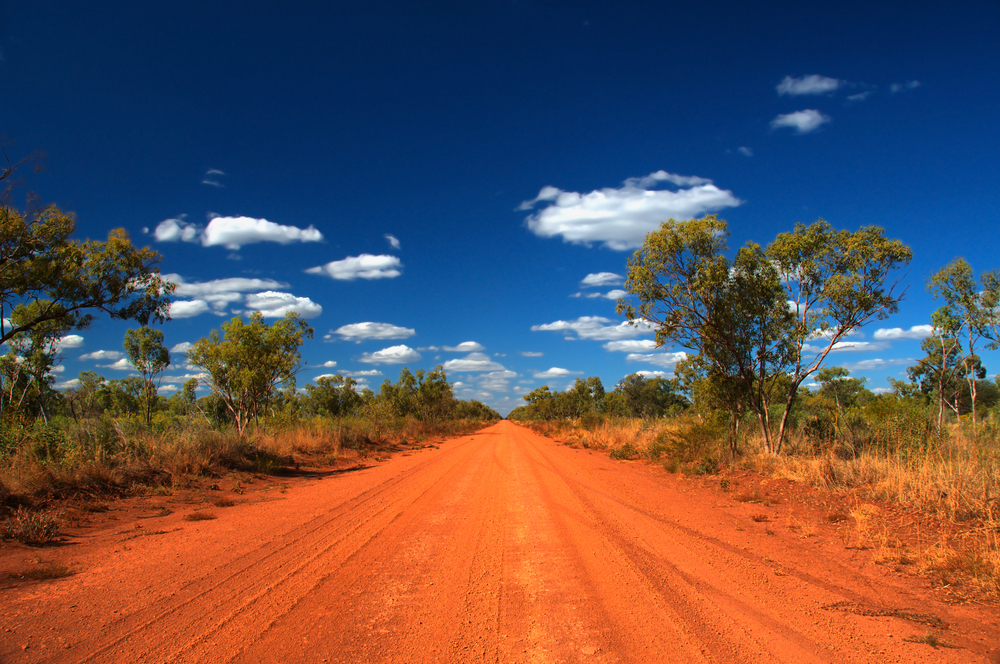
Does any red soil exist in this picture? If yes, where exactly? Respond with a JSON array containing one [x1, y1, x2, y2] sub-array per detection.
[[1, 421, 997, 663]]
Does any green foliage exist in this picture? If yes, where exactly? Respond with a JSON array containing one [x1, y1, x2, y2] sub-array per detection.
[[0, 203, 173, 346], [123, 326, 170, 425], [652, 420, 724, 474], [187, 312, 313, 436], [618, 216, 911, 454]]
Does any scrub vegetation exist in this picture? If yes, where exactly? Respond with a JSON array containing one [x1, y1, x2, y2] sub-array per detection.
[[513, 216, 1000, 602], [0, 158, 498, 537]]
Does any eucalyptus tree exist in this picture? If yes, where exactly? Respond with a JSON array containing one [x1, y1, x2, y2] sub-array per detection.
[[927, 258, 1000, 438], [123, 326, 170, 425], [619, 216, 911, 454], [187, 312, 313, 436]]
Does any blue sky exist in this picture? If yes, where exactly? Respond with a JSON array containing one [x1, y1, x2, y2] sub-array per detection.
[[2, 1, 998, 415]]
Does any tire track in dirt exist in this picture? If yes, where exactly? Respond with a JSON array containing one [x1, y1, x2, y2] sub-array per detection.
[[1, 422, 995, 663]]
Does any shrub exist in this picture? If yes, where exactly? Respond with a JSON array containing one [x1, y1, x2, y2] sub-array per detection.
[[652, 420, 724, 475], [1, 506, 60, 546], [609, 441, 638, 460]]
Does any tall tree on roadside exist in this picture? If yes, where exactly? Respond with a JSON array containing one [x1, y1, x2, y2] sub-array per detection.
[[187, 312, 313, 436], [927, 258, 1000, 440], [123, 326, 171, 425], [619, 216, 911, 454], [0, 151, 174, 356]]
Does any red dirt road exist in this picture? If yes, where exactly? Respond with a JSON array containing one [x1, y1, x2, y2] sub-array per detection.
[[2, 421, 997, 663]]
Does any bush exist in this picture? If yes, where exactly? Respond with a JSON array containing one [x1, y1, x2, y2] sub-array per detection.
[[579, 411, 604, 432], [652, 420, 724, 475], [609, 441, 638, 460], [1, 506, 60, 546]]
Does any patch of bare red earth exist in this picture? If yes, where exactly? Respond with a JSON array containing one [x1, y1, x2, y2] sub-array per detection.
[[1, 420, 997, 663]]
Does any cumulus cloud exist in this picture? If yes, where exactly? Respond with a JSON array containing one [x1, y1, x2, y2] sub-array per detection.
[[603, 339, 657, 352], [636, 370, 668, 379], [738, 146, 753, 157], [520, 351, 543, 357], [478, 370, 518, 392], [874, 325, 933, 340], [776, 74, 841, 96], [584, 289, 627, 300], [334, 322, 416, 342], [169, 300, 211, 318], [153, 216, 323, 250], [339, 369, 383, 377], [306, 254, 402, 280], [443, 341, 485, 352], [770, 110, 831, 134], [531, 316, 653, 341], [317, 361, 337, 368], [581, 272, 624, 288], [443, 352, 506, 372], [56, 379, 81, 390], [154, 216, 201, 243], [890, 80, 921, 93], [359, 345, 421, 365], [79, 350, 124, 362], [99, 358, 135, 371], [519, 170, 740, 250], [533, 367, 579, 379], [53, 335, 85, 351], [244, 291, 322, 318], [384, 234, 401, 250], [624, 351, 688, 369], [170, 341, 193, 354]]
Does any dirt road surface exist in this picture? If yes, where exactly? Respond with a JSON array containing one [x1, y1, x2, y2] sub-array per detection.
[[2, 421, 997, 663]]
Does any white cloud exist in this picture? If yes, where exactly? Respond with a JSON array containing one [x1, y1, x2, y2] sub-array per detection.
[[770, 110, 831, 134], [625, 351, 688, 369], [520, 351, 543, 357], [202, 169, 225, 187], [153, 216, 323, 250], [169, 300, 211, 318], [99, 358, 135, 371], [306, 254, 402, 280], [359, 344, 421, 365], [54, 335, 85, 351], [314, 374, 338, 381], [167, 274, 289, 301], [801, 341, 890, 354], [847, 91, 872, 102], [776, 75, 841, 96], [842, 358, 913, 372], [890, 80, 921, 93], [318, 361, 338, 368], [154, 216, 201, 243], [531, 316, 653, 341], [334, 322, 416, 341], [478, 370, 518, 392], [603, 339, 657, 352], [244, 291, 322, 318], [738, 146, 753, 157], [595, 289, 627, 300], [202, 216, 323, 250], [338, 369, 383, 377], [55, 379, 81, 390], [443, 352, 506, 372], [533, 367, 579, 379], [48, 365, 64, 374], [384, 234, 401, 250], [170, 341, 193, 354], [581, 272, 624, 287], [874, 325, 933, 341], [79, 350, 124, 361], [636, 370, 668, 379], [519, 170, 741, 250], [443, 341, 485, 352]]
